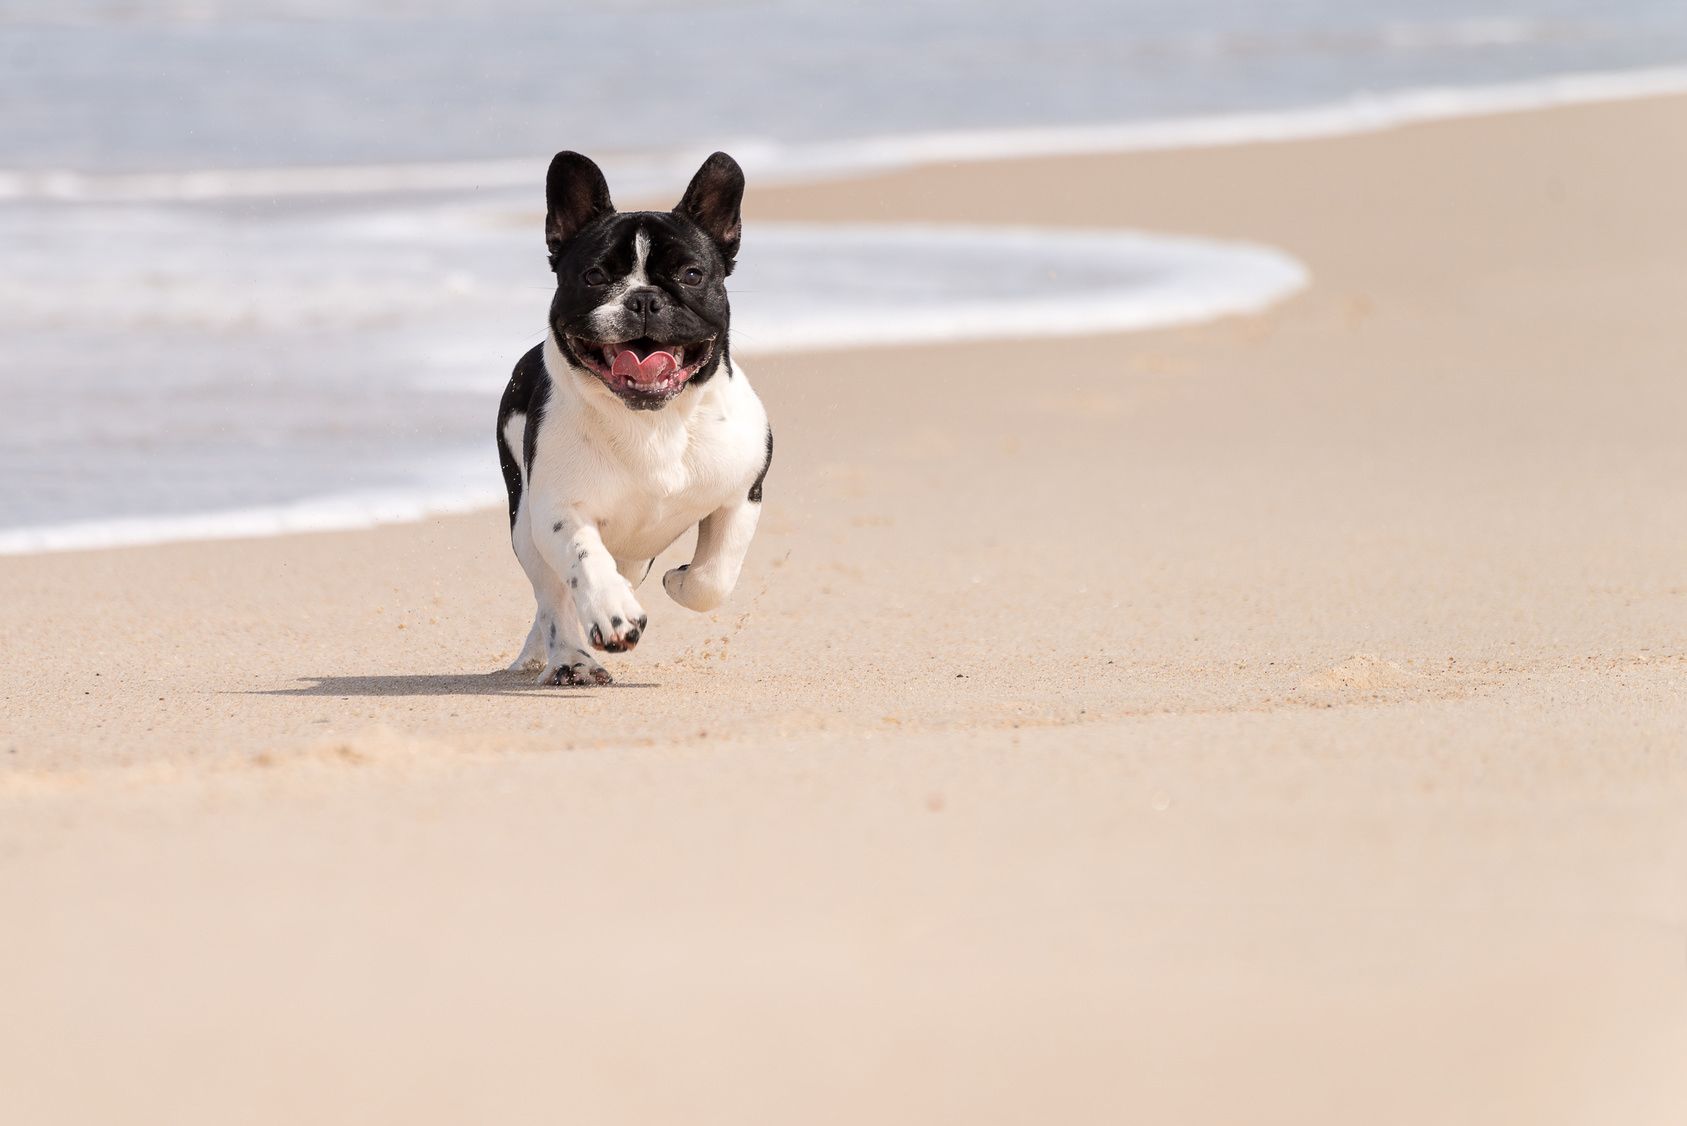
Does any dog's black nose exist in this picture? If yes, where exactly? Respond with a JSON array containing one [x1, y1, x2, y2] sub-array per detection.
[[623, 287, 664, 317]]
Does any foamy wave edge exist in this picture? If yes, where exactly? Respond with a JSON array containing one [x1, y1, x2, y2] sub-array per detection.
[[8, 63, 1674, 554], [0, 486, 504, 557], [3, 66, 1686, 202], [0, 223, 1308, 556]]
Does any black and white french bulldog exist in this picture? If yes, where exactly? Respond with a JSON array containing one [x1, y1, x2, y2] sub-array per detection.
[[496, 151, 771, 685]]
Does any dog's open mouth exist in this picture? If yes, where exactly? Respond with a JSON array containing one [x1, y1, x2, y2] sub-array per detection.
[[567, 336, 714, 406]]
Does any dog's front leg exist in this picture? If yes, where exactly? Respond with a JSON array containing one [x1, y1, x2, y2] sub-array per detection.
[[534, 506, 648, 653], [663, 500, 761, 612]]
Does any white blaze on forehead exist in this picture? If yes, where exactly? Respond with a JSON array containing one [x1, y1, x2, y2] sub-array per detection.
[[629, 228, 650, 286]]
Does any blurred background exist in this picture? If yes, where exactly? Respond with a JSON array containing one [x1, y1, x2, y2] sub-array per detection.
[[4, 0, 1686, 550]]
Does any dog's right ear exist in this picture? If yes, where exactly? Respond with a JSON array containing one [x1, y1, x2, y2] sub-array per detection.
[[545, 151, 614, 258]]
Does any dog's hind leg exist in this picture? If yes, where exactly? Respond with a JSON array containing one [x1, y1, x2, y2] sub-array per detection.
[[506, 500, 550, 672], [507, 613, 545, 672]]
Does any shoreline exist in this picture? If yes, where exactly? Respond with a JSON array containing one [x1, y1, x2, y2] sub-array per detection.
[[13, 64, 1687, 558], [0, 223, 1305, 557]]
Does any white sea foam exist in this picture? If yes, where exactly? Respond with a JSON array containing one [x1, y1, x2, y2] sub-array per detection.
[[729, 225, 1306, 355], [2, 66, 1685, 204], [0, 218, 1305, 555], [0, 483, 502, 557]]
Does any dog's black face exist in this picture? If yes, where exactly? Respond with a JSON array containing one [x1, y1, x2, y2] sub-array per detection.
[[544, 151, 743, 411]]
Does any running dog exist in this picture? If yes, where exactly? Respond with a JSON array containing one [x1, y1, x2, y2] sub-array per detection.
[[497, 151, 771, 685]]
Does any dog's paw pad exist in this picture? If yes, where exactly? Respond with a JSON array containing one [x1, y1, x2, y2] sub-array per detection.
[[541, 657, 611, 687]]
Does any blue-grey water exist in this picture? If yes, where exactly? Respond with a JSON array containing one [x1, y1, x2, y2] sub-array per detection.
[[7, 0, 1687, 172], [2, 1, 1685, 550]]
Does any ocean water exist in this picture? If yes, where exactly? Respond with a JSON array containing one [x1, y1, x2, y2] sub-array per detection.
[[2, 0, 1685, 551], [8, 0, 1687, 173]]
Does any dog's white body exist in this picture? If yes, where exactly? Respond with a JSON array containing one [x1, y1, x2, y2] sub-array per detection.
[[504, 333, 769, 685]]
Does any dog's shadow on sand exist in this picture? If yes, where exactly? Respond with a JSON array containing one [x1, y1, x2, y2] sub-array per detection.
[[248, 671, 660, 699]]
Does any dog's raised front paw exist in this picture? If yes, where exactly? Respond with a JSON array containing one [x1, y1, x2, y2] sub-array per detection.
[[577, 583, 648, 653], [540, 650, 613, 687], [663, 564, 727, 612]]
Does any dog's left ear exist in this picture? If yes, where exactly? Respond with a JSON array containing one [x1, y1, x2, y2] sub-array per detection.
[[675, 151, 744, 269]]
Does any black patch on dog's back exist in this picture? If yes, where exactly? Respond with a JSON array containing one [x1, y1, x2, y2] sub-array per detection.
[[496, 344, 549, 529], [748, 426, 773, 503]]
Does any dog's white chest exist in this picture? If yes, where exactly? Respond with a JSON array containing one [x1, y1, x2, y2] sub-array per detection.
[[528, 347, 767, 564]]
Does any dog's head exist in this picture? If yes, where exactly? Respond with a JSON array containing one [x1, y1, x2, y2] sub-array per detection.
[[543, 150, 743, 411]]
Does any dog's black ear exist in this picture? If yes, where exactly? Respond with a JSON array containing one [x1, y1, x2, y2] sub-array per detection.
[[675, 151, 744, 265], [546, 151, 614, 255]]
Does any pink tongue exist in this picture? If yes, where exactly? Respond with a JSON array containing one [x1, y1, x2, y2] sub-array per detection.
[[610, 348, 679, 386]]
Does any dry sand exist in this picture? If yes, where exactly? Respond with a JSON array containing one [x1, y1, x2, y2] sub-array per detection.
[[4, 96, 1687, 1123]]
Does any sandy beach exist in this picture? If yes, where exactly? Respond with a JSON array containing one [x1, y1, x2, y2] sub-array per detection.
[[4, 94, 1687, 1123]]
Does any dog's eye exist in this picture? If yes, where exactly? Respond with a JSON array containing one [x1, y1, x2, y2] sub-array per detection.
[[583, 266, 609, 287], [681, 266, 704, 286]]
